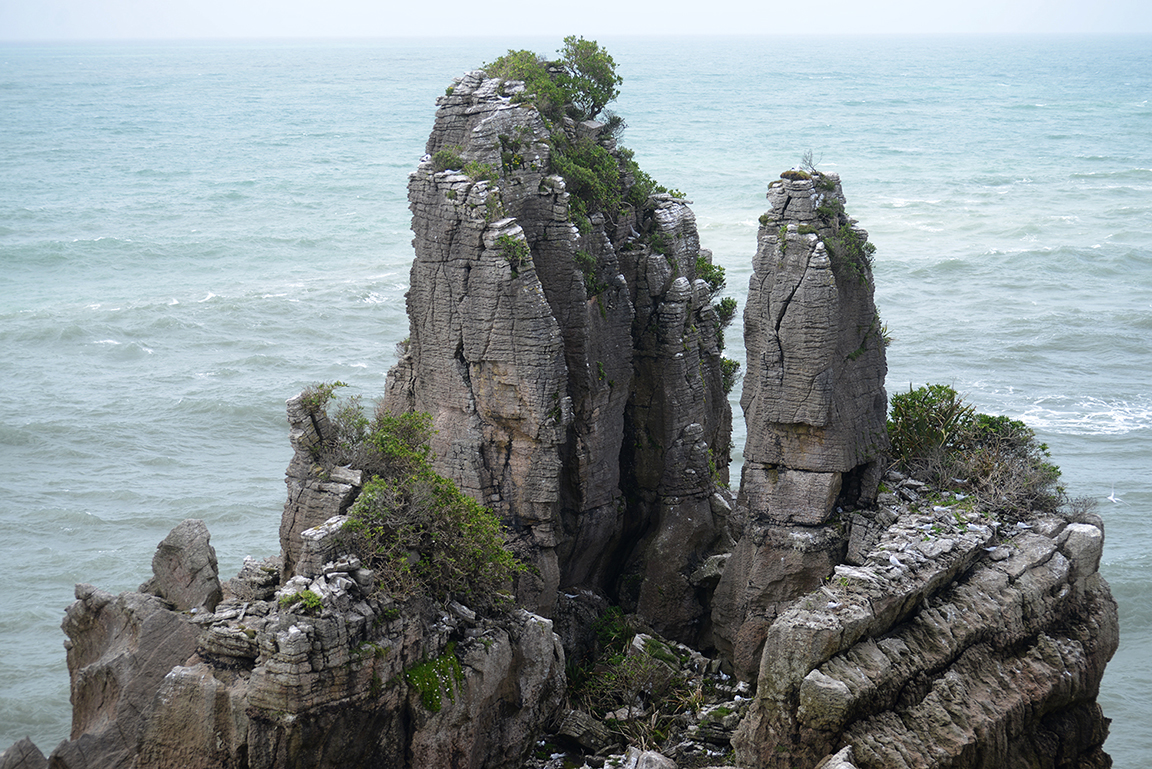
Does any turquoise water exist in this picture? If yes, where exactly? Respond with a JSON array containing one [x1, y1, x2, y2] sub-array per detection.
[[1, 36, 1149, 763]]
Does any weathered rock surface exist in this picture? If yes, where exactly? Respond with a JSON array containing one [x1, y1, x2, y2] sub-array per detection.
[[712, 172, 888, 672], [279, 393, 363, 578], [42, 498, 565, 769], [138, 518, 223, 612], [731, 494, 1118, 769], [0, 738, 46, 769], [51, 583, 202, 769], [384, 70, 733, 641]]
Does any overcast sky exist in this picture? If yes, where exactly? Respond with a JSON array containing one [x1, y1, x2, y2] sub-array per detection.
[[2, 0, 1150, 41]]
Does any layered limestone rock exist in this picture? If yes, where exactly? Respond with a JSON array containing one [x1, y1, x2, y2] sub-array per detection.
[[384, 70, 733, 640], [279, 393, 363, 578], [730, 487, 1118, 769], [712, 171, 888, 674], [39, 407, 566, 769]]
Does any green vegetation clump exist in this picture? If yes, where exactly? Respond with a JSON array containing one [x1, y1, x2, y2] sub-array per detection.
[[550, 134, 622, 224], [694, 257, 740, 380], [301, 387, 522, 611], [695, 255, 726, 301], [496, 234, 530, 276], [482, 39, 678, 243], [432, 147, 465, 172], [484, 35, 620, 121], [720, 357, 742, 395], [301, 380, 349, 413], [566, 607, 698, 748], [278, 589, 323, 614], [463, 160, 497, 183], [405, 642, 465, 713], [887, 384, 1064, 517], [780, 169, 812, 181]]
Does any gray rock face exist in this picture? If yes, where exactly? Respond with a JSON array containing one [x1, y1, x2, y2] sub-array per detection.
[[279, 393, 363, 578], [44, 509, 566, 769], [730, 503, 1118, 769], [0, 738, 46, 769], [139, 518, 223, 612], [741, 174, 887, 481], [51, 583, 202, 769], [384, 70, 732, 641], [711, 172, 888, 669]]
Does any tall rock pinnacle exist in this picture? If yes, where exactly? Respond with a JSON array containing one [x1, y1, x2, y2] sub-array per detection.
[[384, 67, 733, 641], [712, 170, 889, 673]]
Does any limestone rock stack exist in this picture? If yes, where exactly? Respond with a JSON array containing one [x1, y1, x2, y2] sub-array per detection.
[[0, 62, 1121, 769], [384, 71, 733, 640], [711, 171, 889, 675], [731, 504, 1118, 769]]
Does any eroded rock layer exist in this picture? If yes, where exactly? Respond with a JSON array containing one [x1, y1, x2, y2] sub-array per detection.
[[384, 71, 733, 640], [712, 172, 888, 672], [731, 497, 1117, 769], [38, 395, 566, 769]]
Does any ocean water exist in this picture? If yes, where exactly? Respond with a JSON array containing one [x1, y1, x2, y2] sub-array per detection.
[[1, 36, 1148, 763]]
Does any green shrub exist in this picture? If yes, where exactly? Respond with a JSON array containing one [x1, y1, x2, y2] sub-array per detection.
[[887, 384, 1064, 517], [556, 35, 622, 120], [483, 37, 620, 122], [888, 384, 974, 467], [695, 256, 726, 301], [301, 380, 349, 413], [303, 387, 522, 611], [483, 41, 680, 231], [463, 160, 497, 182], [715, 297, 738, 330], [720, 357, 741, 395], [278, 589, 323, 614], [345, 468, 517, 605], [550, 134, 622, 221], [496, 234, 530, 276], [432, 148, 465, 172], [484, 49, 569, 119]]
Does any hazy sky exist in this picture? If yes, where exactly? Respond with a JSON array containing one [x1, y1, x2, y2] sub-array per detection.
[[2, 0, 1150, 40]]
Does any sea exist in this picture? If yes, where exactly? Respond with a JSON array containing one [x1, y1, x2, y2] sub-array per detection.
[[1, 35, 1149, 764]]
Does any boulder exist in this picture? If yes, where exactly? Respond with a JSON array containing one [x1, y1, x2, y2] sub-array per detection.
[[0, 738, 46, 769], [139, 518, 222, 612]]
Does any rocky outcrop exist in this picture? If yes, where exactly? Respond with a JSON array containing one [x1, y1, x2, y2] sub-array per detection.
[[52, 584, 203, 769], [384, 70, 733, 641], [138, 518, 223, 612], [39, 408, 566, 769], [0, 738, 47, 769], [279, 393, 363, 578], [712, 171, 888, 674], [731, 485, 1118, 769]]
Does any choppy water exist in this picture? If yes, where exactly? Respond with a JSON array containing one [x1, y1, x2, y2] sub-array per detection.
[[2, 36, 1149, 763]]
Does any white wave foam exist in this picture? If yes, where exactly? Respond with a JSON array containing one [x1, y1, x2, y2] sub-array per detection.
[[1021, 396, 1152, 435]]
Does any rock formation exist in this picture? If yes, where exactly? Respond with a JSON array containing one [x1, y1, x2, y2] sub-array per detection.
[[383, 69, 733, 641], [712, 171, 889, 677], [731, 484, 1117, 769], [33, 394, 566, 769], [1, 55, 1119, 769]]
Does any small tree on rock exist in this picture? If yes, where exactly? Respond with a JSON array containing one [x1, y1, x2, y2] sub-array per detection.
[[558, 35, 622, 120]]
